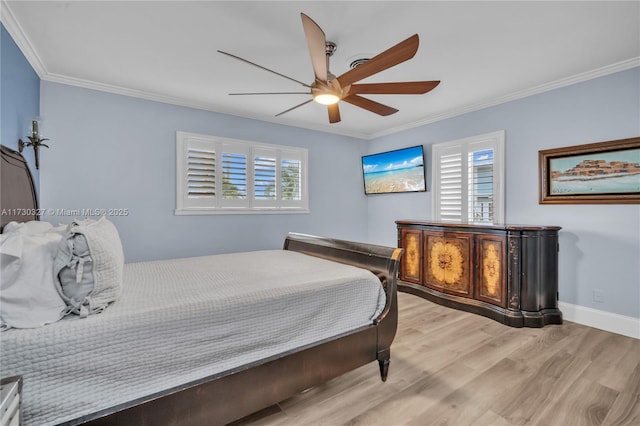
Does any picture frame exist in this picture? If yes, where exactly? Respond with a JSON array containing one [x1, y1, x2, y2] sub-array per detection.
[[538, 136, 640, 204]]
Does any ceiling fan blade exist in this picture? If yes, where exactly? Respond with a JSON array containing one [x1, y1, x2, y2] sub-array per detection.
[[301, 13, 328, 82], [328, 103, 341, 123], [275, 99, 314, 117], [218, 50, 311, 88], [349, 81, 440, 95], [229, 92, 311, 95], [337, 34, 419, 87], [342, 94, 398, 116]]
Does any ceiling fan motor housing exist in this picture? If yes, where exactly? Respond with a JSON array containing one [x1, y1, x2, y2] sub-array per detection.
[[325, 41, 337, 57]]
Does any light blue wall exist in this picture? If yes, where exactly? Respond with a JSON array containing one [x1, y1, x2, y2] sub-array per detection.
[[366, 67, 640, 319], [39, 82, 368, 262], [3, 6, 636, 329], [1, 23, 40, 195]]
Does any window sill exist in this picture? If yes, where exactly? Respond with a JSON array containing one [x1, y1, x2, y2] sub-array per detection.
[[175, 208, 310, 216]]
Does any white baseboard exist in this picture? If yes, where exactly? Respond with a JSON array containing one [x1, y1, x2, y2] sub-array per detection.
[[558, 302, 640, 339]]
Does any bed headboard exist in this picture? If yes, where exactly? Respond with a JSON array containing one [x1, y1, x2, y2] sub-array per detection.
[[1, 144, 38, 231]]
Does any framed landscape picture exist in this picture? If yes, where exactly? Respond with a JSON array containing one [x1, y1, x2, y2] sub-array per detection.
[[539, 137, 640, 204]]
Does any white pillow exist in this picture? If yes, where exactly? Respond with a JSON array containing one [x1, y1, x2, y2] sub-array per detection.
[[54, 216, 124, 317], [1, 221, 68, 329], [3, 220, 55, 235]]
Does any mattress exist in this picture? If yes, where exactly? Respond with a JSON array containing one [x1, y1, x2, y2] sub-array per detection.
[[0, 249, 385, 426]]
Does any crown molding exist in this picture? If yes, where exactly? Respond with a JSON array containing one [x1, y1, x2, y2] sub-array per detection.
[[370, 57, 640, 140], [41, 71, 370, 140], [3, 0, 637, 141], [40, 57, 640, 141], [1, 0, 48, 78], [0, 0, 368, 140]]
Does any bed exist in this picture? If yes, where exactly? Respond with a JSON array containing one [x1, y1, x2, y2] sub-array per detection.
[[0, 144, 403, 425]]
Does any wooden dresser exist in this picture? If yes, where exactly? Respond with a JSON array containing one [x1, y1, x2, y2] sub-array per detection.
[[396, 220, 562, 327]]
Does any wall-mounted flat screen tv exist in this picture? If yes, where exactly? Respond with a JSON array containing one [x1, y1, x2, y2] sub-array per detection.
[[362, 145, 427, 195]]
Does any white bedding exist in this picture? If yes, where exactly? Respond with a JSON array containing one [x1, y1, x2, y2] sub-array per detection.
[[0, 249, 385, 426]]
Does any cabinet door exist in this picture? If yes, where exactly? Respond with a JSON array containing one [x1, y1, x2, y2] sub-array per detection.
[[399, 228, 423, 284], [424, 231, 472, 297], [475, 235, 506, 307]]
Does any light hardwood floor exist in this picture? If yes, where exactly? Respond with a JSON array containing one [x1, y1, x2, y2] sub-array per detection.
[[236, 292, 640, 426]]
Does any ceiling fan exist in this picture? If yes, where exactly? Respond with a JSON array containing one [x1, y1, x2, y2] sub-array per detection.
[[218, 13, 440, 124]]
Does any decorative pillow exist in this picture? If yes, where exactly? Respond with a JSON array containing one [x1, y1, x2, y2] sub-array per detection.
[[54, 216, 124, 317], [1, 221, 68, 329]]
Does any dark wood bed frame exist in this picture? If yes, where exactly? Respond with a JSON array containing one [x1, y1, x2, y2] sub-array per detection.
[[0, 144, 404, 426]]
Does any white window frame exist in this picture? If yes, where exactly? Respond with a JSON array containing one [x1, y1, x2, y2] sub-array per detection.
[[432, 130, 505, 223], [176, 132, 309, 215]]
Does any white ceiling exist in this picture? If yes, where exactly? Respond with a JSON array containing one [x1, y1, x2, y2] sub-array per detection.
[[3, 1, 639, 139]]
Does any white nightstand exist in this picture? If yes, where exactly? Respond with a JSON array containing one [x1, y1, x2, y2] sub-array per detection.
[[0, 376, 21, 426]]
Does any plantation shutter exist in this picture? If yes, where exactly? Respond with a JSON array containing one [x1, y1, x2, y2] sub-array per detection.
[[187, 148, 216, 199], [253, 148, 277, 208], [468, 149, 494, 223], [177, 132, 308, 213], [254, 157, 276, 200], [221, 153, 247, 199], [220, 143, 250, 209], [280, 149, 305, 208], [177, 135, 218, 210], [281, 158, 302, 201], [438, 150, 463, 223], [432, 131, 505, 224]]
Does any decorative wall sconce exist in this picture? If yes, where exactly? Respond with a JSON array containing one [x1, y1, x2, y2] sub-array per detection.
[[18, 119, 50, 169]]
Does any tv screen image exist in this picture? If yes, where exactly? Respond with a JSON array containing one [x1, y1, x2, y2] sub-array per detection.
[[362, 145, 427, 195]]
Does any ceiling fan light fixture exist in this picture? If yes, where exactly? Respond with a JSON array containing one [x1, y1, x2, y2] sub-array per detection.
[[312, 79, 342, 105], [313, 93, 340, 105]]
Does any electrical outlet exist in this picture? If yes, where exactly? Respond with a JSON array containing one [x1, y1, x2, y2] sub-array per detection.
[[593, 289, 604, 303]]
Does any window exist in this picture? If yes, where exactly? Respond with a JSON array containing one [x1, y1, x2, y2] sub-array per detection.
[[176, 132, 308, 214], [432, 130, 505, 223]]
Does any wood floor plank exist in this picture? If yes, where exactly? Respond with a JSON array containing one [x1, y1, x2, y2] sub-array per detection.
[[278, 370, 404, 425], [582, 334, 640, 392], [602, 391, 640, 426], [471, 410, 513, 426], [492, 350, 591, 425], [602, 362, 640, 426], [563, 326, 621, 361], [239, 293, 640, 426], [346, 361, 479, 425], [506, 321, 587, 371], [531, 377, 619, 426], [622, 362, 640, 396], [406, 357, 534, 426], [456, 326, 539, 372]]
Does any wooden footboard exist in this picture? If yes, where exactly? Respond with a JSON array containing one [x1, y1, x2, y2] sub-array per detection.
[[80, 233, 403, 426], [284, 232, 404, 362]]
